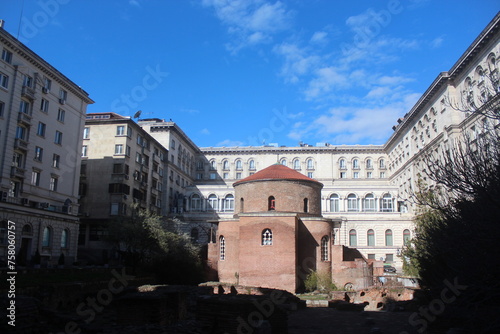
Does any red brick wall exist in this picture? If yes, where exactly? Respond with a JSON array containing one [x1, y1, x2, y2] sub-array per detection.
[[217, 220, 240, 284], [235, 180, 323, 215]]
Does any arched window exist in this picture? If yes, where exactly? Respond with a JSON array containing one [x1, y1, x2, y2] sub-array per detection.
[[363, 194, 376, 212], [352, 159, 359, 169], [222, 160, 229, 170], [379, 159, 385, 168], [42, 226, 52, 247], [367, 229, 375, 246], [381, 193, 393, 212], [293, 159, 300, 170], [339, 159, 346, 169], [191, 194, 201, 211], [366, 159, 373, 169], [219, 236, 226, 260], [385, 229, 393, 246], [208, 194, 218, 211], [191, 228, 199, 243], [330, 194, 340, 212], [249, 159, 255, 170], [22, 224, 32, 235], [61, 229, 69, 248], [321, 236, 329, 261], [306, 159, 314, 170], [210, 160, 216, 170], [280, 158, 287, 166], [349, 229, 357, 246], [268, 196, 275, 211], [347, 194, 358, 212], [240, 197, 245, 213], [235, 159, 243, 170], [303, 198, 308, 213], [224, 194, 234, 212], [403, 229, 411, 245], [262, 229, 273, 245]]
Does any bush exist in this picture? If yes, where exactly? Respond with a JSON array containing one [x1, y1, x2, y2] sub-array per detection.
[[304, 270, 337, 293]]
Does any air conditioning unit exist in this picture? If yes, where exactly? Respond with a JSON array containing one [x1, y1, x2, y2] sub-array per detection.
[[42, 87, 50, 94], [59, 98, 66, 105]]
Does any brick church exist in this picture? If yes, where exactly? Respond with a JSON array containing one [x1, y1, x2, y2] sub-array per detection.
[[207, 163, 370, 292]]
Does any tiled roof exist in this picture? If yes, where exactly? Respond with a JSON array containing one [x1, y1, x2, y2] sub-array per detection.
[[234, 163, 321, 186]]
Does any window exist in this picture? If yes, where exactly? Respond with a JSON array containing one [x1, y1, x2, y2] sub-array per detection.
[[16, 126, 27, 140], [82, 145, 88, 157], [368, 254, 376, 260], [1, 49, 12, 63], [385, 229, 393, 246], [339, 159, 346, 169], [23, 75, 33, 87], [40, 98, 49, 113], [59, 89, 67, 103], [12, 152, 23, 168], [20, 100, 30, 114], [303, 198, 308, 213], [380, 172, 386, 178], [367, 172, 373, 179], [223, 172, 229, 179], [61, 229, 69, 248], [110, 203, 119, 215], [223, 194, 234, 212], [31, 170, 41, 186], [126, 145, 131, 156], [385, 254, 394, 263], [379, 159, 385, 168], [50, 177, 58, 191], [52, 154, 60, 168], [363, 194, 376, 211], [34, 146, 43, 161], [42, 227, 52, 247], [381, 193, 393, 212], [353, 159, 359, 169], [307, 172, 314, 178], [54, 131, 63, 145], [210, 160, 216, 170], [57, 109, 65, 122], [347, 194, 358, 212], [116, 125, 125, 136], [127, 126, 132, 138], [321, 236, 329, 261], [43, 77, 52, 92], [280, 158, 287, 166], [366, 159, 373, 169], [268, 196, 276, 210], [0, 72, 9, 89], [37, 122, 46, 137], [330, 194, 339, 212], [367, 229, 375, 246], [307, 159, 314, 170], [82, 127, 90, 139], [403, 229, 411, 245], [340, 172, 346, 178], [209, 173, 216, 180], [191, 194, 201, 211], [0, 101, 4, 117], [219, 236, 226, 260], [353, 172, 359, 178], [135, 152, 142, 163], [349, 229, 357, 246], [249, 159, 255, 170], [223, 160, 229, 170], [208, 194, 218, 210], [262, 229, 273, 245], [235, 159, 242, 170], [236, 172, 242, 179], [171, 139, 176, 149], [293, 159, 300, 170]]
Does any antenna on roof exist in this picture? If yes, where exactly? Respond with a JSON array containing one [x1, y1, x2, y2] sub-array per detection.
[[133, 110, 142, 119]]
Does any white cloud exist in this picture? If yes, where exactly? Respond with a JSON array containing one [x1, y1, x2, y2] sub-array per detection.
[[310, 31, 328, 45], [200, 128, 211, 135], [431, 35, 444, 48], [202, 0, 293, 52], [304, 66, 349, 100], [216, 139, 245, 147], [129, 0, 141, 7]]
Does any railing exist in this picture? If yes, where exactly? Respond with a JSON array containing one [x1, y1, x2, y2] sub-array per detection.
[[18, 111, 32, 125], [10, 166, 26, 178], [14, 138, 29, 150], [22, 86, 36, 100]]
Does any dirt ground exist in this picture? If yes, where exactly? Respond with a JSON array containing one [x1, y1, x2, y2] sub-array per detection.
[[288, 307, 420, 334]]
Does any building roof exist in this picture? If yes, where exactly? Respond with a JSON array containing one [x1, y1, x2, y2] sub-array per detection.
[[234, 163, 322, 186]]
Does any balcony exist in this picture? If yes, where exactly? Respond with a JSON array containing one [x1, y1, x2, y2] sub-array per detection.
[[22, 86, 36, 100], [10, 166, 26, 178], [14, 138, 29, 151], [18, 111, 32, 126]]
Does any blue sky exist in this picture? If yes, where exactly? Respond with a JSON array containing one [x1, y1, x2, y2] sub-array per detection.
[[2, 1, 498, 147]]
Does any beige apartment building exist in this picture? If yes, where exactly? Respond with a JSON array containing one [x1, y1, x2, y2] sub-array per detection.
[[77, 113, 169, 263], [0, 24, 93, 266]]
